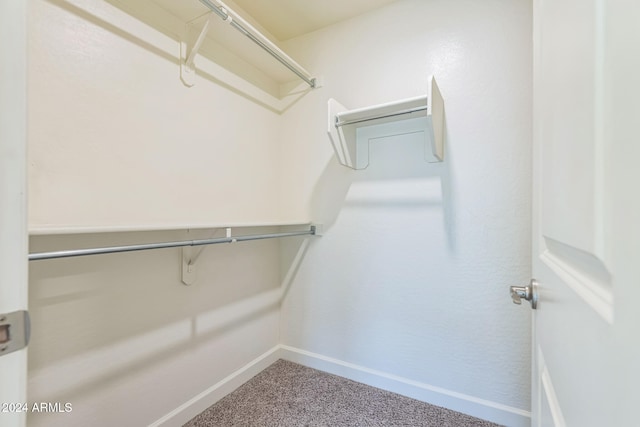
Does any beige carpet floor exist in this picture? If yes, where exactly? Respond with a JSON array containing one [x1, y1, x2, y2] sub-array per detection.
[[184, 359, 503, 427]]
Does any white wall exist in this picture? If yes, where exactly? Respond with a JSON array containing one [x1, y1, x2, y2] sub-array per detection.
[[26, 0, 290, 426], [28, 229, 284, 427], [278, 0, 532, 425], [28, 0, 283, 232], [27, 0, 532, 426]]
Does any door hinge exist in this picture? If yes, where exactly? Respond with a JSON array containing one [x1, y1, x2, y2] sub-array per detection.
[[0, 310, 30, 357]]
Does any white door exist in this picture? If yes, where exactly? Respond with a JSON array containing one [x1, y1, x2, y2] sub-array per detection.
[[531, 0, 640, 426], [0, 1, 29, 426]]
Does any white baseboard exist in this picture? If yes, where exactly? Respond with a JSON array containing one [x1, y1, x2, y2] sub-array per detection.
[[279, 345, 531, 427], [149, 346, 282, 427], [152, 344, 531, 427]]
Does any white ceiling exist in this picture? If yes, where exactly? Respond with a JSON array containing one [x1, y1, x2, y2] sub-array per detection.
[[149, 0, 400, 41], [231, 0, 400, 40]]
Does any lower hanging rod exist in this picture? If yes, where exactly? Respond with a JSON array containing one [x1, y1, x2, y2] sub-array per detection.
[[29, 227, 316, 261]]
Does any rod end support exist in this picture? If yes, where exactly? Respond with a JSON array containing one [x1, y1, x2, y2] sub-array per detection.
[[310, 223, 323, 236]]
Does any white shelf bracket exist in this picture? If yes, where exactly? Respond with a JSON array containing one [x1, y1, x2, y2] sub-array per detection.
[[181, 229, 204, 285], [180, 12, 218, 87], [181, 245, 197, 285], [181, 228, 221, 285], [428, 76, 445, 162], [327, 76, 445, 169]]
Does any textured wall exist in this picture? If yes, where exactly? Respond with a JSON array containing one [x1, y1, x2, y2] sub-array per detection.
[[278, 0, 532, 424], [28, 228, 283, 427], [28, 0, 283, 232], [26, 0, 285, 425], [26, 0, 533, 425]]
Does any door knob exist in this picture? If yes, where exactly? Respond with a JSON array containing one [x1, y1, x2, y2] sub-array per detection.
[[510, 279, 538, 309]]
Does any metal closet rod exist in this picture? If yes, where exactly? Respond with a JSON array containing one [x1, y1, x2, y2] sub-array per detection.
[[198, 0, 316, 88], [335, 106, 429, 128], [29, 226, 316, 261]]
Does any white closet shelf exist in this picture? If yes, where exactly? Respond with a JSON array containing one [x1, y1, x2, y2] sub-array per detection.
[[327, 76, 444, 169], [108, 0, 317, 104], [28, 221, 313, 236]]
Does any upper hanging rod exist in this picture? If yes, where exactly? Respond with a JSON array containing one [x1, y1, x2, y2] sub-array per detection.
[[198, 0, 316, 88], [29, 226, 316, 261]]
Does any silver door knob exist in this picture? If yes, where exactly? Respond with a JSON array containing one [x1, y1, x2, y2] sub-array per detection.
[[510, 279, 538, 309]]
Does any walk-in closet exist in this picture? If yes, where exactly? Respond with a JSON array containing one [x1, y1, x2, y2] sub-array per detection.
[[4, 0, 639, 426]]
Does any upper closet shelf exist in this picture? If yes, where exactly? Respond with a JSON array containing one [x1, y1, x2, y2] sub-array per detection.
[[327, 76, 444, 170], [181, 0, 317, 90]]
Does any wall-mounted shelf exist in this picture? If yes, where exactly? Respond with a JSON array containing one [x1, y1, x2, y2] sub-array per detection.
[[327, 76, 444, 169]]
